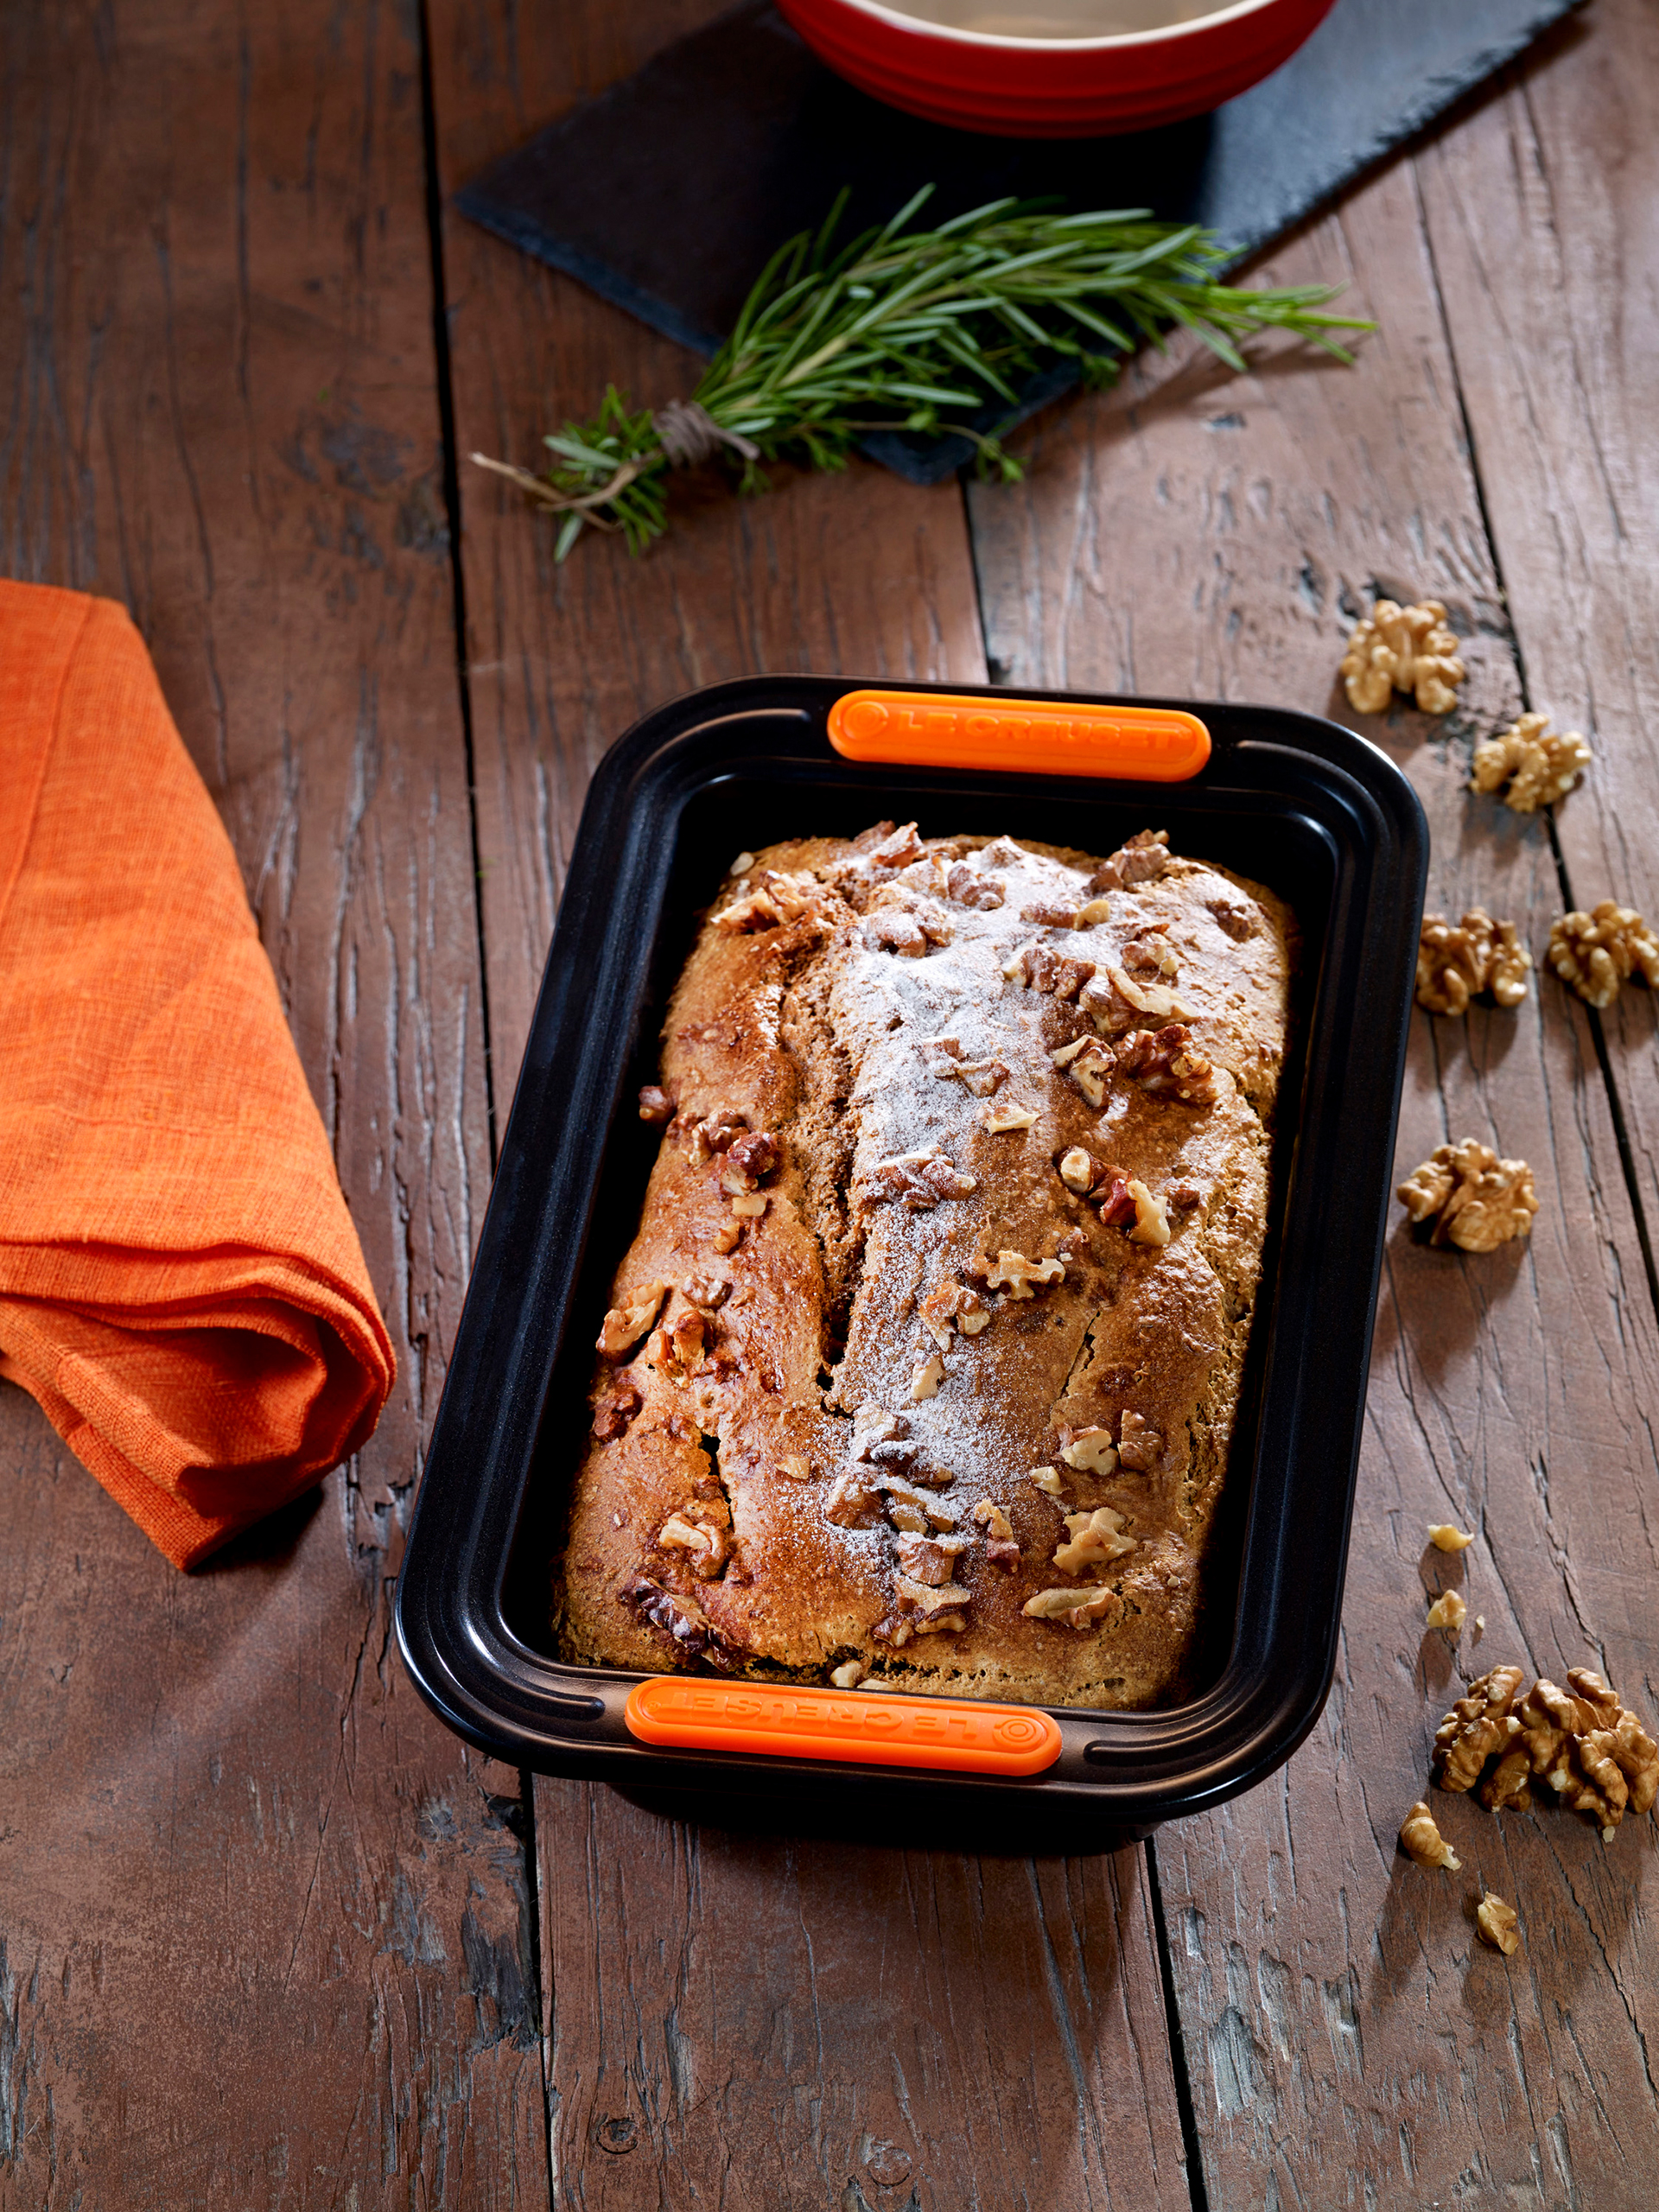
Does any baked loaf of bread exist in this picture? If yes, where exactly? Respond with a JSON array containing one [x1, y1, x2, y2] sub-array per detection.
[[556, 822, 1294, 1708]]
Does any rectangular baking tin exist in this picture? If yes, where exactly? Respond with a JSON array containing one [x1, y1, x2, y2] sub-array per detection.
[[396, 676, 1427, 1843]]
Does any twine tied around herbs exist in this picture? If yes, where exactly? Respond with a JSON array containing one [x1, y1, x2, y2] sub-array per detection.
[[654, 397, 760, 470], [469, 398, 757, 535]]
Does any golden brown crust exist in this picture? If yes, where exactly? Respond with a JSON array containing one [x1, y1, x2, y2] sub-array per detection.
[[555, 823, 1294, 1708]]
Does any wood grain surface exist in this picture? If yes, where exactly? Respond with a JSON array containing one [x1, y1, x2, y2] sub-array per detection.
[[1414, 0, 1659, 1237], [965, 54, 1659, 2202], [0, 2, 539, 2202], [4, 0, 1658, 2203]]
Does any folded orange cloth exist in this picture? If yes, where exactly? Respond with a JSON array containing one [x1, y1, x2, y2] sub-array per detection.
[[0, 582, 394, 1567]]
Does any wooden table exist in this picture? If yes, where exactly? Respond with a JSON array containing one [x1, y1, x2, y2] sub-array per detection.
[[5, 1, 1657, 2202]]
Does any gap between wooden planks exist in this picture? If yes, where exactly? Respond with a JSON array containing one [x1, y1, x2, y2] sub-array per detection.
[[0, 0, 543, 2202]]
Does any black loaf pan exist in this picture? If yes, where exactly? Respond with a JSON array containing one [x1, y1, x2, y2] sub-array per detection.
[[395, 675, 1427, 1850]]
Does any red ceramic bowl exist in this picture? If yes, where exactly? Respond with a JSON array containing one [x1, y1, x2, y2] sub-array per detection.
[[774, 0, 1338, 136]]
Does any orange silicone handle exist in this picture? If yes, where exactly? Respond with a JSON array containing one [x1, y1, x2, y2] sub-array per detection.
[[625, 1675, 1063, 1776], [827, 688, 1210, 782]]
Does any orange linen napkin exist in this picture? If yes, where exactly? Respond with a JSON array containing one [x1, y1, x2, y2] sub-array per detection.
[[0, 582, 394, 1567]]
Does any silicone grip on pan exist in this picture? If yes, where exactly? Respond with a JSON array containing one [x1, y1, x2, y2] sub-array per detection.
[[827, 688, 1211, 782], [626, 1676, 1064, 1775]]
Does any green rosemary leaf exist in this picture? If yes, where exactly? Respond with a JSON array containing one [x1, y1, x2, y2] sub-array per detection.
[[479, 192, 1374, 558]]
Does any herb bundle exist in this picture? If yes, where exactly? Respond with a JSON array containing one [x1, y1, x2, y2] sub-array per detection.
[[474, 188, 1370, 559]]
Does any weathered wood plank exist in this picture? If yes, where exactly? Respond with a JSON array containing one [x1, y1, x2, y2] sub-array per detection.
[[432, 0, 992, 1084], [428, 5, 1191, 2203], [0, 1, 542, 2200], [538, 1787, 1190, 2211], [1414, 0, 1659, 1230], [965, 136, 1659, 2207]]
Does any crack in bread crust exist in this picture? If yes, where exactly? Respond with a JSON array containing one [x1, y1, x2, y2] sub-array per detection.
[[556, 827, 1295, 1709]]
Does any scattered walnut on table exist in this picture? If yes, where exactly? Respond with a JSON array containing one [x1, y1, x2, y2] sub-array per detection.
[[830, 1659, 866, 1689], [1426, 1590, 1468, 1635], [1475, 1892, 1521, 1956], [1397, 1139, 1538, 1251], [596, 1280, 667, 1360], [1431, 1663, 1526, 1791], [1427, 1524, 1475, 1552], [1339, 599, 1465, 715], [1547, 900, 1659, 1009], [1415, 908, 1533, 1014], [1398, 1800, 1462, 1870], [1471, 713, 1592, 812]]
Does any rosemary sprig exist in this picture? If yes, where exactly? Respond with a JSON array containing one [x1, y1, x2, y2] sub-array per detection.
[[474, 188, 1371, 559]]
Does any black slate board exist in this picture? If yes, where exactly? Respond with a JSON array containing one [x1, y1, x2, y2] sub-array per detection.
[[459, 0, 1580, 482]]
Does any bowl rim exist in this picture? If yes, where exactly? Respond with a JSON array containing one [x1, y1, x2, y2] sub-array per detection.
[[801, 0, 1289, 54]]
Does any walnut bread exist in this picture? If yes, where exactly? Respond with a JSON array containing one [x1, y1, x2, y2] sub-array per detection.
[[555, 822, 1294, 1709]]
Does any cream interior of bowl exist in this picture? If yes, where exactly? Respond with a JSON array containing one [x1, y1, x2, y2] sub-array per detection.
[[882, 0, 1230, 33]]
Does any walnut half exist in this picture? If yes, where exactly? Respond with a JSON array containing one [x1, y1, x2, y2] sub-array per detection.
[[1398, 1140, 1538, 1252], [1340, 600, 1465, 715], [1471, 713, 1592, 813], [1416, 908, 1532, 1014], [1431, 1664, 1525, 1791], [1547, 901, 1659, 1010], [1399, 1800, 1461, 1870], [1475, 1892, 1521, 1956]]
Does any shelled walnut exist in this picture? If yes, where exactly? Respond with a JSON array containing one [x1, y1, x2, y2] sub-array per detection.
[[1476, 1893, 1521, 1956], [1415, 908, 1532, 1014], [1339, 599, 1465, 715], [1398, 1140, 1538, 1251], [1431, 1664, 1525, 1791], [1399, 1800, 1461, 1870], [1427, 1590, 1468, 1635], [1547, 901, 1659, 1009], [1471, 713, 1592, 812]]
